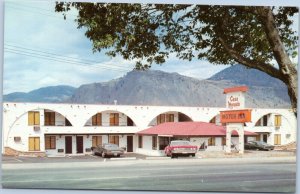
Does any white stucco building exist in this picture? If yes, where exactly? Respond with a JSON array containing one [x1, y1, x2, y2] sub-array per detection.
[[2, 102, 296, 156]]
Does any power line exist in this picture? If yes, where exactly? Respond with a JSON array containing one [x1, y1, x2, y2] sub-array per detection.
[[5, 48, 131, 72], [5, 4, 77, 21], [5, 43, 131, 70], [9, 2, 78, 17]]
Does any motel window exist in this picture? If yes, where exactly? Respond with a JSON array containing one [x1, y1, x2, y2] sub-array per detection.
[[256, 135, 261, 141], [222, 137, 226, 146], [159, 137, 169, 150], [138, 136, 143, 148], [208, 137, 215, 146], [166, 114, 175, 122], [92, 136, 102, 147], [44, 111, 55, 126], [28, 137, 40, 151], [109, 135, 119, 146], [45, 136, 56, 149], [152, 136, 157, 150], [92, 113, 102, 126], [28, 111, 40, 126], [157, 114, 166, 125], [274, 134, 281, 145], [110, 113, 119, 126], [263, 115, 268, 126], [274, 115, 282, 127]]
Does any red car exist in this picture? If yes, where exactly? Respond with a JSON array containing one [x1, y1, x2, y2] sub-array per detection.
[[164, 140, 197, 158]]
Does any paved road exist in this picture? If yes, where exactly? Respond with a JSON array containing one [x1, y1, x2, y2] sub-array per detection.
[[2, 157, 296, 192]]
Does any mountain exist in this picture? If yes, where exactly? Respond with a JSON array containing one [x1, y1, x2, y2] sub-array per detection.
[[3, 85, 76, 103], [68, 67, 291, 108], [68, 70, 227, 106], [3, 65, 291, 108]]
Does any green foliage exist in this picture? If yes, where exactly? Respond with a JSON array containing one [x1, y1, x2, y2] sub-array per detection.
[[55, 3, 298, 70]]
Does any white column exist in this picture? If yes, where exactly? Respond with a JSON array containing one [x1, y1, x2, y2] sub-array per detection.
[[238, 129, 244, 154], [226, 129, 231, 153]]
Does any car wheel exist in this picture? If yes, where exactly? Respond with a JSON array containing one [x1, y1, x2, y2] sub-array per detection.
[[191, 154, 195, 157]]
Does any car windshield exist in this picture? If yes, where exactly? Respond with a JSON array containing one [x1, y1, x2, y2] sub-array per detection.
[[104, 144, 119, 149], [170, 141, 191, 146], [256, 141, 269, 146]]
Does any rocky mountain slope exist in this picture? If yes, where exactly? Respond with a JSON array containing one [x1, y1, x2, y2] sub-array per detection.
[[3, 65, 291, 108]]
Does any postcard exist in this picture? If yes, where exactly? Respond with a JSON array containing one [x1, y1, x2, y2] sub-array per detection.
[[1, 0, 298, 193]]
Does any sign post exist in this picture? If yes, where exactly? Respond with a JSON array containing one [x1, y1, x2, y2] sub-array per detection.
[[220, 86, 251, 154]]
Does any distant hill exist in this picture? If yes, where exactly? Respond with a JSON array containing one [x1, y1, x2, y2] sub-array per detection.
[[3, 85, 76, 103], [3, 65, 291, 108]]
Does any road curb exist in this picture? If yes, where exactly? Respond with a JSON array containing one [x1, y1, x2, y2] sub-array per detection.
[[110, 157, 136, 161], [146, 157, 171, 160]]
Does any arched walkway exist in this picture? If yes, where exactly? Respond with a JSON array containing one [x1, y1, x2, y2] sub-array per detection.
[[84, 110, 137, 127], [148, 111, 193, 126]]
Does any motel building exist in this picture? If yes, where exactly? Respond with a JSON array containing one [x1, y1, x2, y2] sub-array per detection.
[[2, 97, 296, 157]]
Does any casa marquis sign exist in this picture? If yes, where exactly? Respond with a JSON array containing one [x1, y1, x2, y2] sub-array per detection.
[[221, 86, 252, 124], [224, 86, 248, 109], [221, 86, 252, 154]]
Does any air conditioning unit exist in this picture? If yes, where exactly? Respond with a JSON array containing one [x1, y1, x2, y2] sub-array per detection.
[[14, 136, 21, 142], [34, 126, 41, 131]]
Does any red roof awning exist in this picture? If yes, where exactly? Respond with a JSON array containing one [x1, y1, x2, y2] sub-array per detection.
[[137, 122, 257, 137], [223, 86, 248, 94]]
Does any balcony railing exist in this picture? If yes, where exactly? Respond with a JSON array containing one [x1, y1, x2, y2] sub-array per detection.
[[43, 126, 140, 134], [84, 121, 135, 127]]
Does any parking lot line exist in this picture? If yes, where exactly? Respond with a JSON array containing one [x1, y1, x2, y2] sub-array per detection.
[[89, 155, 98, 158]]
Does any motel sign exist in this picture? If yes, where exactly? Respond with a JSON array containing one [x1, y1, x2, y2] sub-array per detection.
[[221, 86, 251, 154]]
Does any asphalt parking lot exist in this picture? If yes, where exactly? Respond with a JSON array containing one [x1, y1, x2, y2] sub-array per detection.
[[1, 153, 148, 163]]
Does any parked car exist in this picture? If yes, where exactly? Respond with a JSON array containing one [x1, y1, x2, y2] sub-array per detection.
[[91, 143, 125, 158], [244, 141, 274, 151], [164, 140, 198, 158]]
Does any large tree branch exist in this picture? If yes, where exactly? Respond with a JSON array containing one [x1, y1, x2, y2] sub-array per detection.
[[255, 6, 297, 111], [218, 36, 284, 81], [255, 7, 297, 76]]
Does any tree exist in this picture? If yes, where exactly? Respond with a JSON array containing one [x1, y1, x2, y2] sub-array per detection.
[[55, 3, 298, 112]]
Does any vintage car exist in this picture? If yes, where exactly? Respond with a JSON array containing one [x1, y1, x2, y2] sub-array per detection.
[[244, 141, 274, 151], [164, 140, 198, 158], [91, 143, 125, 158]]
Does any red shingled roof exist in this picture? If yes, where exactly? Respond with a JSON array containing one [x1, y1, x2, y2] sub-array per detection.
[[137, 122, 256, 136]]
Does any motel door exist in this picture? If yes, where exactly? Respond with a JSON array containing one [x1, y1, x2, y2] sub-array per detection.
[[127, 136, 133, 152], [65, 136, 72, 154], [76, 136, 84, 154]]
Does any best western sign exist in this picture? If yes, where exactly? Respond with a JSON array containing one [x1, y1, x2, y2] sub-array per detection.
[[220, 109, 252, 123]]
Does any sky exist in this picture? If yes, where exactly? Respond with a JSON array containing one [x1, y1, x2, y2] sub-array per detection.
[[3, 0, 298, 94]]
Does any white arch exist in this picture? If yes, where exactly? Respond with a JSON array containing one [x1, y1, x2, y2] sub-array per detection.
[[4, 107, 74, 145], [251, 109, 295, 127]]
